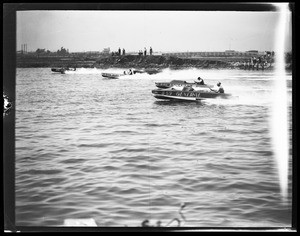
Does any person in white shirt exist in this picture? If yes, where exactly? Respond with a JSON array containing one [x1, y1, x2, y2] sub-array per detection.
[[213, 82, 224, 93]]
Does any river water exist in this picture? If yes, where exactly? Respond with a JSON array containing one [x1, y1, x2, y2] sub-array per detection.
[[15, 68, 292, 227]]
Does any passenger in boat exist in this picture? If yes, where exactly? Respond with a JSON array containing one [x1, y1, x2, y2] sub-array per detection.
[[182, 85, 194, 91], [195, 77, 205, 85], [182, 86, 189, 91], [213, 82, 224, 93]]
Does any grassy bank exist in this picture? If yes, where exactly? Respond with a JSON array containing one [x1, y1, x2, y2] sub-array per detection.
[[17, 54, 291, 70], [17, 54, 96, 68]]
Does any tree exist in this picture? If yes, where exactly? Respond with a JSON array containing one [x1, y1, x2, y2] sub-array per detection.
[[36, 48, 46, 54]]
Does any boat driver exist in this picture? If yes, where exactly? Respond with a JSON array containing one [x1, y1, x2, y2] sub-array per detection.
[[195, 77, 205, 85]]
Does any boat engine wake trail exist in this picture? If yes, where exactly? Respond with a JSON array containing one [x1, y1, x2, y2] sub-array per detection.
[[65, 68, 103, 74]]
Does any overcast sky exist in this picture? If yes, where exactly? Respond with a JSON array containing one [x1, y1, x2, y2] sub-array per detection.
[[17, 10, 292, 53]]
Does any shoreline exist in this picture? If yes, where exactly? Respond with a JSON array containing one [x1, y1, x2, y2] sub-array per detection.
[[16, 54, 292, 71]]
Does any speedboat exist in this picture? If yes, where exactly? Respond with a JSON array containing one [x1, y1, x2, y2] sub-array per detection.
[[102, 69, 137, 79], [51, 67, 76, 74], [152, 87, 230, 101], [155, 80, 213, 89], [102, 68, 162, 79], [101, 72, 123, 79], [102, 69, 143, 79], [125, 68, 162, 75], [51, 68, 66, 74]]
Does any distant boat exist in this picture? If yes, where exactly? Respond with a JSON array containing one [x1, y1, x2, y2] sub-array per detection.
[[51, 67, 76, 74], [101, 69, 137, 79], [101, 72, 124, 79], [101, 68, 162, 79], [51, 68, 66, 74], [155, 80, 213, 89], [130, 68, 162, 74]]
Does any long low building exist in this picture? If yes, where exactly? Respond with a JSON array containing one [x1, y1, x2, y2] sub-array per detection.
[[162, 50, 269, 58]]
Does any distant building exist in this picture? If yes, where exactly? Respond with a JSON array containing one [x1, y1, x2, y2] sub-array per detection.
[[86, 51, 100, 54], [57, 47, 69, 55], [36, 48, 46, 53], [102, 47, 110, 54], [246, 50, 258, 54]]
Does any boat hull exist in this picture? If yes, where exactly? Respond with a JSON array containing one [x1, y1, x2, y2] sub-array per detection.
[[152, 89, 230, 101]]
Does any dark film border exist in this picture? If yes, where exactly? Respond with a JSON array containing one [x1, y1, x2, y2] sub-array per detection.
[[3, 2, 297, 232]]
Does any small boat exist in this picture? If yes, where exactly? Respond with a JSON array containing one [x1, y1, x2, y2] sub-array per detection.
[[131, 69, 145, 74], [102, 69, 142, 79], [152, 88, 230, 101], [124, 68, 162, 75], [51, 67, 76, 74], [155, 80, 213, 89], [51, 68, 66, 74], [101, 72, 124, 79]]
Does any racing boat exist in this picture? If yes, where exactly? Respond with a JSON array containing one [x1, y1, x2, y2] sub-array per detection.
[[155, 80, 213, 89], [51, 68, 67, 74], [102, 69, 137, 79], [152, 86, 230, 101], [102, 68, 162, 79], [101, 72, 123, 79], [124, 68, 162, 75], [51, 67, 76, 74]]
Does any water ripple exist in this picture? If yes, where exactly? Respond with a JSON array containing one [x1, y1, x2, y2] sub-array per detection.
[[15, 68, 292, 227]]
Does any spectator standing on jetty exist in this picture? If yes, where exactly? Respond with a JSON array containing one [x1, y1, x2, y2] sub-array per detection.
[[247, 58, 250, 69], [122, 48, 125, 55], [150, 47, 153, 55], [144, 47, 147, 56], [253, 57, 257, 70], [118, 47, 121, 55], [250, 57, 254, 70]]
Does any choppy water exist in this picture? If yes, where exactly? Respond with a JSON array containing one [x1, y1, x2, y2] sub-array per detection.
[[15, 68, 292, 227]]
